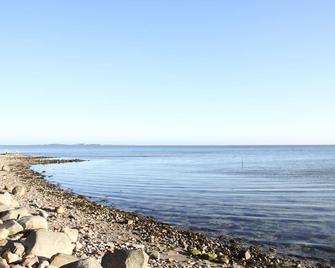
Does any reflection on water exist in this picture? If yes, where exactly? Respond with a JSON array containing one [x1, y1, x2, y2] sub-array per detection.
[[1, 145, 335, 264]]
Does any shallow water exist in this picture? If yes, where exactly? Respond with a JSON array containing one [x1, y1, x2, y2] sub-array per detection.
[[1, 145, 335, 263]]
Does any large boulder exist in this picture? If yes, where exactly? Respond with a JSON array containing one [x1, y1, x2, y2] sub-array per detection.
[[0, 220, 24, 235], [18, 216, 48, 230], [25, 230, 74, 258], [77, 257, 102, 268], [102, 249, 148, 268], [50, 253, 79, 268], [0, 208, 31, 221]]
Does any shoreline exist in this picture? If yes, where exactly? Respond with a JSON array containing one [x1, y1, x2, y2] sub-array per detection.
[[0, 153, 331, 268]]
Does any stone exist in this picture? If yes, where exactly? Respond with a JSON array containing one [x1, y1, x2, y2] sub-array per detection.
[[55, 206, 65, 214], [18, 216, 48, 230], [0, 258, 9, 268], [3, 185, 12, 192], [22, 254, 39, 267], [0, 193, 13, 207], [102, 249, 149, 268], [0, 229, 9, 240], [77, 257, 102, 268], [0, 205, 10, 213], [12, 186, 26, 197], [0, 208, 31, 221], [74, 242, 83, 251], [37, 209, 49, 219], [62, 228, 78, 243], [0, 220, 24, 235], [50, 253, 79, 268], [10, 199, 20, 208], [38, 260, 49, 268], [2, 251, 20, 264], [149, 251, 160, 260], [9, 242, 25, 257], [25, 230, 74, 258], [244, 250, 251, 260]]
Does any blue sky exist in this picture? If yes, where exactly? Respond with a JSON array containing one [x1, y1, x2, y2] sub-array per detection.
[[0, 1, 334, 145]]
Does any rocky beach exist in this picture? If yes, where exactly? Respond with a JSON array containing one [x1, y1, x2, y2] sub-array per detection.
[[0, 153, 331, 268]]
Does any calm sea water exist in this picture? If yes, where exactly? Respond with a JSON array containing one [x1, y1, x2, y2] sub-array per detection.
[[1, 145, 334, 263]]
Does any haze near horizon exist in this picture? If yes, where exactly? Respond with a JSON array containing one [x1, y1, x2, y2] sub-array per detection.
[[1, 1, 334, 145]]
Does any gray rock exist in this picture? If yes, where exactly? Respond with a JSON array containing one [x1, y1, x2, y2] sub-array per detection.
[[18, 216, 48, 230], [25, 230, 74, 258], [0, 220, 24, 235], [102, 249, 149, 268], [77, 257, 102, 268], [50, 253, 79, 268], [0, 208, 31, 221]]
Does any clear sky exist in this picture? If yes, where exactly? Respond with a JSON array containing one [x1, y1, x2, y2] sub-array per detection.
[[0, 1, 334, 145]]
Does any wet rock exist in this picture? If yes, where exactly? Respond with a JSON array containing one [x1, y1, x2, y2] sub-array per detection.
[[0, 229, 9, 240], [18, 216, 48, 230], [102, 248, 149, 268], [62, 228, 78, 243], [0, 220, 24, 235], [0, 208, 31, 221], [12, 186, 26, 197], [50, 253, 79, 268], [77, 257, 102, 268], [25, 230, 74, 258]]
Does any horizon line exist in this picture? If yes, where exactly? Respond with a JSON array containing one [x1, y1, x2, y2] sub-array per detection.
[[1, 144, 335, 147]]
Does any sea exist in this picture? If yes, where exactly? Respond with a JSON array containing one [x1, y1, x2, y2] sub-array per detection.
[[0, 145, 334, 264]]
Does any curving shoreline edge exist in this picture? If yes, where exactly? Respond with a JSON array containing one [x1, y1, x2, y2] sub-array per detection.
[[0, 153, 331, 268]]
